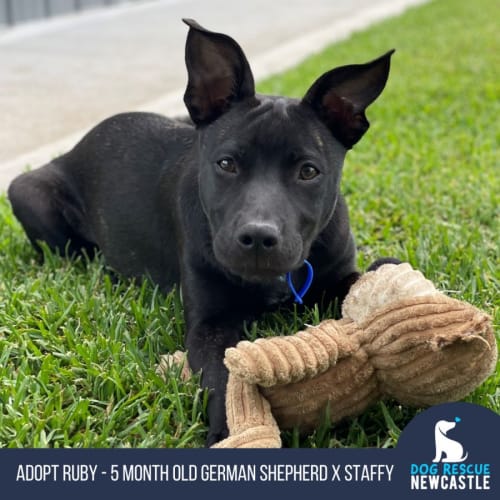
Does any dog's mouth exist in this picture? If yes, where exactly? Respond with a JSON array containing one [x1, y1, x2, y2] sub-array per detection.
[[227, 265, 289, 284], [216, 253, 306, 284]]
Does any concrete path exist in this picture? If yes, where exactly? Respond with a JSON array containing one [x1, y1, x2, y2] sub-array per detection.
[[0, 0, 427, 190]]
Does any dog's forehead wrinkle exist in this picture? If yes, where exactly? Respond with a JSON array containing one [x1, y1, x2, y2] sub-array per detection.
[[209, 97, 324, 148], [242, 97, 309, 152], [246, 95, 297, 123]]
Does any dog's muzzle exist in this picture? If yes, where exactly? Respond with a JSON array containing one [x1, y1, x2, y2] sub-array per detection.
[[214, 222, 303, 283]]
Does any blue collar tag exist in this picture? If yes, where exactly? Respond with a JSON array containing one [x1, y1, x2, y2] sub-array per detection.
[[286, 259, 314, 305]]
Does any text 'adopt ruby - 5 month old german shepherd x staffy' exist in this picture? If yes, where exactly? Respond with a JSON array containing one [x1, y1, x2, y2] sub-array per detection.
[[8, 19, 396, 446]]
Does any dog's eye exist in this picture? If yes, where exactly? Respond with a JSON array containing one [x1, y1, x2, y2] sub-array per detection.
[[299, 163, 320, 181], [217, 157, 237, 174]]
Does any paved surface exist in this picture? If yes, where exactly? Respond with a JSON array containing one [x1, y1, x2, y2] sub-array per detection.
[[0, 0, 427, 190]]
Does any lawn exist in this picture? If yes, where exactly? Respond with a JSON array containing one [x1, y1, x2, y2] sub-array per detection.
[[0, 0, 498, 448]]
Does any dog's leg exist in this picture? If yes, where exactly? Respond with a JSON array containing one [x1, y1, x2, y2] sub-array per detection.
[[180, 264, 265, 446], [8, 165, 96, 258], [185, 321, 241, 446], [433, 429, 446, 462]]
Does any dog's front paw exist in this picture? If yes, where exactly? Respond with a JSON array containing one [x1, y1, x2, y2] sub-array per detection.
[[367, 257, 402, 272], [206, 426, 229, 448]]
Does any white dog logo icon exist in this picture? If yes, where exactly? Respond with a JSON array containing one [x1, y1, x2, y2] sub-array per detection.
[[433, 417, 468, 463]]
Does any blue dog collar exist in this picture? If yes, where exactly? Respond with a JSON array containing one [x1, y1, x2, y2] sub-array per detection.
[[286, 259, 314, 305]]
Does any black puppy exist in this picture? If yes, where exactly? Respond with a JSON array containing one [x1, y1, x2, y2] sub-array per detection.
[[8, 19, 394, 445]]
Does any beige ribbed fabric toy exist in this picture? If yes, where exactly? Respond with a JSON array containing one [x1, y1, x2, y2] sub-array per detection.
[[158, 263, 497, 448]]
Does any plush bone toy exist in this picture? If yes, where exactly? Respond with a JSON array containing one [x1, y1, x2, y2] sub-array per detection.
[[158, 263, 497, 448]]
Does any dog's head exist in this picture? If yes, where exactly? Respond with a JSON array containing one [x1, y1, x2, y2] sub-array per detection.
[[183, 19, 393, 282], [436, 420, 457, 435]]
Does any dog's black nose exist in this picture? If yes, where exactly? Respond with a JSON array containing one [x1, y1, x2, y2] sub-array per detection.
[[236, 223, 280, 251]]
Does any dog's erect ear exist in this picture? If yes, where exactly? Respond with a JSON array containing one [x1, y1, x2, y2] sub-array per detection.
[[302, 50, 395, 148], [182, 19, 255, 126]]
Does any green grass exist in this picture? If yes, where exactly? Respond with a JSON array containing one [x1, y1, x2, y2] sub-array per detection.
[[0, 0, 498, 448]]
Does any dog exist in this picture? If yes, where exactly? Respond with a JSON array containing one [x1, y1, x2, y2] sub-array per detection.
[[433, 419, 468, 463], [8, 19, 395, 445]]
